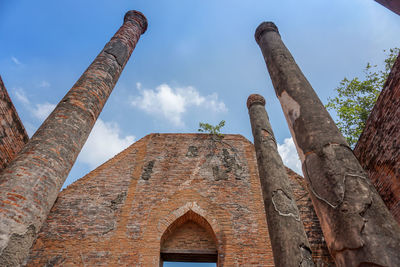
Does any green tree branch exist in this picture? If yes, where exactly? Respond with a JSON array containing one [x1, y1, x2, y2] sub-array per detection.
[[198, 120, 225, 138], [326, 48, 399, 147]]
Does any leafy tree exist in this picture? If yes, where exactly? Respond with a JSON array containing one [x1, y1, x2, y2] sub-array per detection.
[[326, 48, 399, 147], [198, 120, 225, 138]]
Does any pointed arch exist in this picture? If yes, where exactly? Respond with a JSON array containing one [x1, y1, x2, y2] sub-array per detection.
[[139, 189, 232, 266], [160, 210, 218, 263]]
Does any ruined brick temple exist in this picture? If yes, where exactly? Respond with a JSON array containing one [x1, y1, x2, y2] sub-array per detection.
[[25, 134, 329, 266], [1, 4, 400, 267]]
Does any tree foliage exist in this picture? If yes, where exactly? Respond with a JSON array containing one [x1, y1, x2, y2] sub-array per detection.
[[326, 48, 399, 147], [198, 120, 225, 138]]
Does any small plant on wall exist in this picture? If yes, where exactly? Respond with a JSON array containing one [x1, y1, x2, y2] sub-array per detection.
[[198, 120, 225, 139]]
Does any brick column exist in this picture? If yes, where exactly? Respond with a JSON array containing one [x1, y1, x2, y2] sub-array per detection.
[[0, 10, 147, 266], [255, 22, 400, 266], [247, 94, 314, 267]]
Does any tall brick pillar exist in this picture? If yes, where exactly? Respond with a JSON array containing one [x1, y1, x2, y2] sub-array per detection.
[[0, 10, 147, 266], [247, 94, 314, 267], [255, 21, 400, 266]]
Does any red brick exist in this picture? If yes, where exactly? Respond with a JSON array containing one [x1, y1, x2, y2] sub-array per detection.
[[354, 54, 400, 224], [0, 76, 29, 170]]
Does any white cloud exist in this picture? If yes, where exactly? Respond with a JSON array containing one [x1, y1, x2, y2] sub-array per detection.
[[38, 80, 50, 88], [77, 119, 135, 168], [14, 88, 29, 104], [32, 102, 56, 120], [13, 88, 56, 121], [12, 86, 133, 168], [131, 83, 227, 126], [278, 137, 302, 175], [11, 56, 22, 65]]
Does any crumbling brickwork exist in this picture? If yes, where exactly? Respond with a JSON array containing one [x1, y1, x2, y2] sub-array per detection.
[[27, 133, 334, 266], [354, 54, 400, 224], [0, 76, 29, 170]]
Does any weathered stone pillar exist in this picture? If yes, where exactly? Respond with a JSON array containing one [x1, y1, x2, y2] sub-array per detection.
[[0, 11, 147, 266], [255, 21, 400, 266], [247, 94, 314, 267]]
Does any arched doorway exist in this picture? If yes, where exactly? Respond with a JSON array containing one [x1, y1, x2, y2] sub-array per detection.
[[160, 210, 218, 266]]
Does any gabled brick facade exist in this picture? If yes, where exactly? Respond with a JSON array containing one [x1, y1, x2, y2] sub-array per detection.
[[27, 134, 334, 266]]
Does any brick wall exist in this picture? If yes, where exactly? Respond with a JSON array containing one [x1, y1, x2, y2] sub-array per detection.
[[0, 76, 28, 170], [27, 134, 334, 266], [162, 222, 217, 253], [354, 54, 400, 224]]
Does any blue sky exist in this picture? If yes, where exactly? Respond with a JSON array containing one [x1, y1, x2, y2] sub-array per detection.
[[1, 2, 399, 266], [1, 1, 399, 190]]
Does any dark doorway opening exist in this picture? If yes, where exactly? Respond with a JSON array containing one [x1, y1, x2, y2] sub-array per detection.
[[160, 210, 218, 267], [161, 251, 217, 262], [163, 261, 217, 267]]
